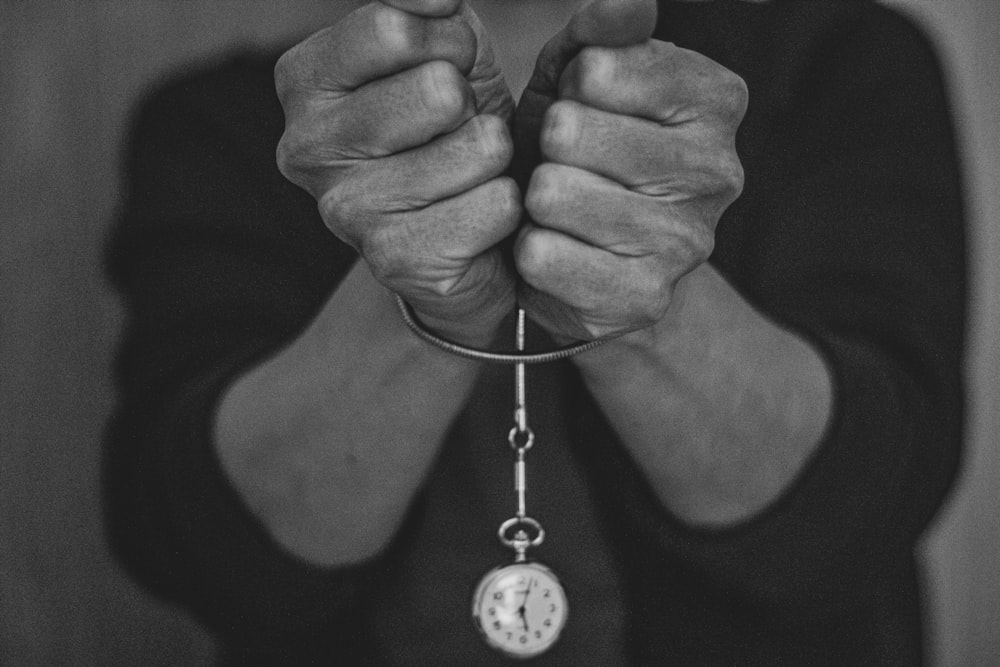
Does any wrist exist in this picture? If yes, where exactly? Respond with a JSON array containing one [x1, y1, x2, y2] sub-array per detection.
[[406, 293, 514, 349], [572, 265, 709, 374], [396, 258, 518, 349]]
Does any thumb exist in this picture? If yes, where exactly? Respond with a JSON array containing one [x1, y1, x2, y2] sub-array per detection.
[[513, 0, 656, 182], [529, 0, 657, 97], [566, 0, 657, 47], [381, 0, 514, 118]]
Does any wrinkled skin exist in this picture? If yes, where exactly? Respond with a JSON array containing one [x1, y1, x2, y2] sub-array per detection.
[[275, 0, 746, 343]]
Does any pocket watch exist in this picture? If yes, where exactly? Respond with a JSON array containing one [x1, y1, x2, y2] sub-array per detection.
[[396, 300, 598, 659], [472, 559, 568, 658]]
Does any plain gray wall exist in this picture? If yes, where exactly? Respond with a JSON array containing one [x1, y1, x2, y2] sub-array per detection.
[[2, 1, 997, 664]]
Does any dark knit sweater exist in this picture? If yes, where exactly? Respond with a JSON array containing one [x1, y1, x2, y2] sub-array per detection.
[[106, 1, 966, 664]]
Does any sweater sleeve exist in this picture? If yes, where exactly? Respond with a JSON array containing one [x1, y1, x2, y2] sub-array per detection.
[[104, 54, 376, 651], [591, 5, 966, 623]]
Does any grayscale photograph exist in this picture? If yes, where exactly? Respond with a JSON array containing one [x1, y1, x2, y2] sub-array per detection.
[[2, 0, 998, 664]]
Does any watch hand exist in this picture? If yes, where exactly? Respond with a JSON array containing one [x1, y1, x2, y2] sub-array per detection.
[[518, 579, 535, 632], [520, 580, 535, 604]]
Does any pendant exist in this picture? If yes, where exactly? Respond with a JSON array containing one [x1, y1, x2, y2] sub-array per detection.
[[472, 559, 568, 658], [471, 309, 567, 657], [472, 516, 568, 657]]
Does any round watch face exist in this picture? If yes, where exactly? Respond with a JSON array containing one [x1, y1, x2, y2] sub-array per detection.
[[472, 561, 568, 658]]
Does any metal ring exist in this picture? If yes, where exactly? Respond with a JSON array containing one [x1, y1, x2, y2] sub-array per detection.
[[508, 426, 535, 452], [498, 516, 545, 549], [394, 294, 606, 364]]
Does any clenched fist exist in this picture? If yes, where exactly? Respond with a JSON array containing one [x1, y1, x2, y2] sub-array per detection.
[[275, 0, 520, 344], [514, 0, 747, 341], [275, 0, 747, 345]]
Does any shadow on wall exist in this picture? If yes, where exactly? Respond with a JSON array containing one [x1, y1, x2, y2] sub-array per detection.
[[1, 2, 354, 664]]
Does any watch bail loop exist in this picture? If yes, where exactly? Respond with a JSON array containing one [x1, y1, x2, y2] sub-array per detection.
[[499, 516, 544, 561]]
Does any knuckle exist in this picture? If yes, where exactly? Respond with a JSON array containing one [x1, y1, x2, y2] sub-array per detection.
[[525, 164, 563, 223], [275, 129, 320, 192], [662, 218, 714, 269], [370, 4, 476, 72], [726, 71, 750, 118], [572, 46, 616, 99], [275, 133, 296, 180], [540, 100, 579, 160], [418, 60, 470, 120], [710, 152, 744, 202], [468, 114, 513, 167], [318, 180, 370, 237], [273, 49, 298, 102], [490, 177, 523, 229], [619, 266, 668, 330], [318, 182, 347, 221], [513, 228, 550, 283], [470, 177, 522, 241], [713, 69, 749, 124], [687, 224, 716, 264], [273, 29, 329, 101], [370, 3, 428, 59], [722, 154, 745, 200], [275, 115, 348, 194], [688, 143, 743, 204], [364, 226, 408, 283]]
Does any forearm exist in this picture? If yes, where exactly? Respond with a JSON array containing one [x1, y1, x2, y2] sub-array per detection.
[[214, 262, 488, 566], [573, 263, 833, 526]]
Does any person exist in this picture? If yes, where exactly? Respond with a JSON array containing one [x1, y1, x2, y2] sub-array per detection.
[[105, 0, 966, 663]]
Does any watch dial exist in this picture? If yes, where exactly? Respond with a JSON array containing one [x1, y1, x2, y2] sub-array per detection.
[[472, 562, 568, 657]]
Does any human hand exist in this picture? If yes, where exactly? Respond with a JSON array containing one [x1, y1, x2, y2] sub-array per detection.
[[513, 0, 747, 341], [275, 0, 520, 344]]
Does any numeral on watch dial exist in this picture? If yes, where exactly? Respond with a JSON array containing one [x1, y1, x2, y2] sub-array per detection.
[[472, 562, 568, 658]]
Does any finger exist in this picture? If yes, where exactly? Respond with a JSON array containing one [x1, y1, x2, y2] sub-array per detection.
[[516, 225, 650, 307], [406, 246, 517, 338], [539, 100, 743, 197], [514, 224, 663, 338], [528, 0, 657, 97], [363, 177, 522, 275], [559, 41, 749, 126], [331, 114, 513, 213], [300, 60, 476, 161], [524, 163, 666, 254], [523, 162, 717, 274], [275, 2, 475, 97], [363, 177, 520, 327], [513, 0, 656, 182]]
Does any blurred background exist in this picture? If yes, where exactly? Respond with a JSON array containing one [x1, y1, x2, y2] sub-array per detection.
[[1, 1, 997, 664]]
